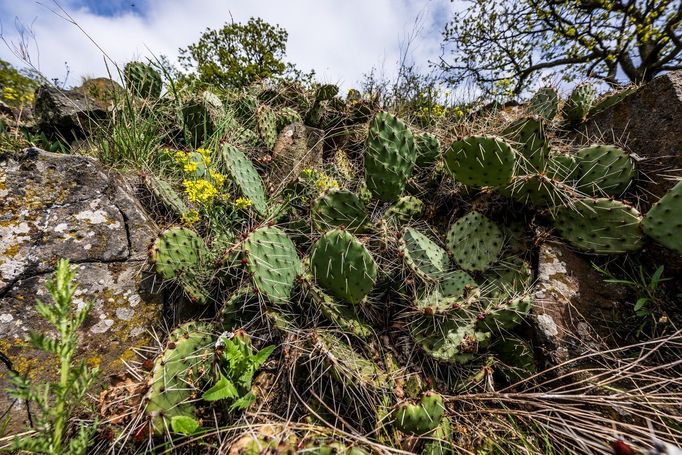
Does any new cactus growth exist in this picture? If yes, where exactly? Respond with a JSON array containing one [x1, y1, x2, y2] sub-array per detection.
[[312, 189, 369, 233], [123, 61, 162, 99], [393, 391, 445, 435], [146, 321, 215, 435], [415, 132, 441, 166], [575, 145, 635, 196], [552, 198, 644, 253], [527, 87, 559, 120], [446, 211, 503, 272], [310, 229, 377, 304], [364, 111, 417, 201], [399, 227, 450, 280], [642, 180, 682, 254], [256, 104, 278, 149], [242, 226, 301, 302], [221, 144, 268, 216], [563, 83, 596, 125], [444, 135, 516, 188]]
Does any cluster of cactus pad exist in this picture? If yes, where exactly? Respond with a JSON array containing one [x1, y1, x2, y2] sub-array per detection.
[[131, 73, 681, 452]]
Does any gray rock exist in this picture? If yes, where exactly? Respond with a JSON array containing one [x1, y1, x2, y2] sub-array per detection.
[[532, 242, 628, 368], [263, 122, 324, 193], [33, 85, 108, 139], [0, 148, 162, 434]]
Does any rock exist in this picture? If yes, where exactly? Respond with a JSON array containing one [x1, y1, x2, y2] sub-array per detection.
[[263, 123, 324, 192], [73, 77, 124, 111], [0, 148, 162, 434], [532, 242, 629, 368], [33, 84, 108, 140], [575, 71, 682, 206]]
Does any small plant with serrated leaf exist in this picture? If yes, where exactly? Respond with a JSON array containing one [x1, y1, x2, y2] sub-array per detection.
[[6, 259, 99, 455]]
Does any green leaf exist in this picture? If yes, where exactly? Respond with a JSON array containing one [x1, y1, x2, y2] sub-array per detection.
[[229, 391, 256, 412], [170, 415, 200, 435], [634, 297, 649, 313], [202, 374, 238, 402], [251, 345, 275, 369]]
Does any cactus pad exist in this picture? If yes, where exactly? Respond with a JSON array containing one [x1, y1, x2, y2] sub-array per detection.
[[399, 227, 450, 280], [393, 391, 445, 435], [364, 111, 416, 201], [444, 135, 515, 188], [446, 212, 503, 272], [412, 319, 491, 364], [563, 83, 596, 125], [384, 196, 424, 223], [310, 229, 377, 304], [502, 117, 549, 172], [415, 132, 441, 166], [145, 175, 188, 217], [415, 270, 479, 314], [642, 180, 682, 254], [575, 145, 635, 196], [527, 87, 559, 120], [123, 61, 162, 99], [150, 227, 207, 280], [276, 106, 303, 131], [256, 104, 278, 149], [552, 198, 643, 253], [243, 226, 301, 302], [312, 189, 369, 233], [221, 144, 268, 216]]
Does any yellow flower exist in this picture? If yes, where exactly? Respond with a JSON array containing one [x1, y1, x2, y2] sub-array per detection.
[[209, 170, 225, 188], [183, 161, 198, 173], [2, 87, 18, 101], [315, 172, 339, 192], [181, 209, 200, 225], [183, 179, 218, 204], [174, 150, 189, 165], [233, 197, 253, 210], [196, 148, 212, 165]]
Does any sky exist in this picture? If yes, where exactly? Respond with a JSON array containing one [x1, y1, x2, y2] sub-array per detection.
[[0, 0, 456, 91]]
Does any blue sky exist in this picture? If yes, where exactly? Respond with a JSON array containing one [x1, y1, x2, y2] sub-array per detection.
[[0, 0, 454, 91]]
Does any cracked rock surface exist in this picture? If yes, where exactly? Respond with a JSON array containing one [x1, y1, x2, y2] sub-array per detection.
[[0, 148, 162, 434]]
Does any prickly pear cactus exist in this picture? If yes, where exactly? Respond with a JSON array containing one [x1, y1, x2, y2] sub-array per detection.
[[414, 270, 479, 314], [527, 87, 559, 120], [312, 189, 369, 233], [412, 319, 491, 365], [563, 83, 596, 125], [221, 144, 268, 216], [150, 227, 207, 280], [123, 61, 162, 99], [642, 180, 682, 254], [146, 321, 214, 435], [182, 91, 224, 147], [446, 212, 503, 272], [552, 198, 644, 253], [243, 226, 301, 302], [444, 136, 516, 188], [588, 86, 637, 118], [574, 145, 635, 196], [478, 294, 532, 332], [144, 175, 189, 218], [256, 104, 278, 149], [364, 111, 416, 202], [310, 229, 377, 304], [399, 227, 450, 280], [276, 106, 303, 131], [384, 196, 424, 223], [415, 132, 441, 166], [314, 84, 339, 102], [502, 117, 549, 173], [393, 391, 445, 435], [234, 93, 258, 126]]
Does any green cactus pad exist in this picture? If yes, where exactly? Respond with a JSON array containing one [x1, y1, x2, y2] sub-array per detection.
[[492, 335, 536, 383], [123, 61, 162, 99], [150, 227, 207, 280], [483, 257, 533, 299], [505, 173, 578, 207], [384, 196, 424, 223], [182, 91, 224, 147], [563, 83, 596, 125], [588, 86, 637, 117], [575, 145, 635, 196], [502, 117, 549, 172], [221, 144, 268, 216], [234, 94, 258, 126], [145, 175, 188, 217], [243, 226, 301, 302], [275, 106, 303, 130], [256, 104, 278, 149], [444, 135, 516, 188], [393, 391, 445, 435], [527, 87, 559, 120], [415, 132, 441, 166], [415, 270, 479, 314], [364, 111, 417, 201], [315, 84, 340, 101], [146, 321, 214, 435], [552, 198, 644, 253], [547, 153, 580, 182], [412, 319, 491, 365], [423, 416, 454, 455], [312, 189, 369, 233], [310, 229, 377, 304], [642, 180, 682, 254], [446, 212, 504, 272], [478, 294, 532, 332], [399, 227, 450, 280]]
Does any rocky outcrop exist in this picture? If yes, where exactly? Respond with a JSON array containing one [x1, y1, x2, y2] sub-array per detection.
[[0, 148, 162, 434], [263, 122, 324, 192], [33, 85, 108, 140]]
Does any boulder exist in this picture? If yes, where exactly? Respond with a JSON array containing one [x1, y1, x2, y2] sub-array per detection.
[[263, 122, 324, 193], [532, 242, 629, 369], [33, 85, 108, 140], [0, 148, 162, 434]]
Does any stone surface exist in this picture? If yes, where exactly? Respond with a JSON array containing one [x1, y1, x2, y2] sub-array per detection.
[[264, 122, 324, 193], [532, 242, 628, 368], [33, 84, 108, 140], [0, 148, 162, 434]]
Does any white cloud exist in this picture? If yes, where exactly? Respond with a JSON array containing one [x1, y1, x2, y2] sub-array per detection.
[[0, 0, 453, 91]]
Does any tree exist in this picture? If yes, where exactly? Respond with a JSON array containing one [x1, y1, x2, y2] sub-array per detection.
[[0, 58, 39, 107], [439, 0, 682, 96], [179, 17, 291, 88]]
